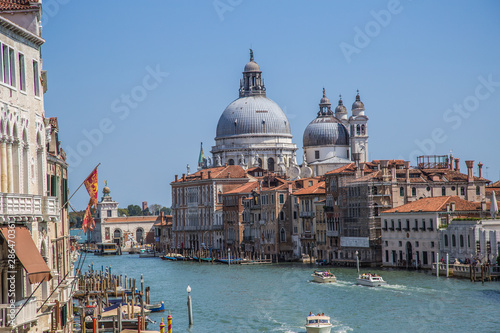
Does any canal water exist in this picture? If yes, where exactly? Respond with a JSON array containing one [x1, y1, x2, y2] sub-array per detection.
[[79, 254, 500, 332]]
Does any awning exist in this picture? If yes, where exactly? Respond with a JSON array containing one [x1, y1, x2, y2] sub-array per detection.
[[0, 225, 52, 284]]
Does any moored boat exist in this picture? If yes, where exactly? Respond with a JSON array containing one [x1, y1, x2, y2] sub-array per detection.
[[311, 271, 337, 283], [145, 301, 165, 312], [305, 314, 333, 333], [356, 273, 387, 287]]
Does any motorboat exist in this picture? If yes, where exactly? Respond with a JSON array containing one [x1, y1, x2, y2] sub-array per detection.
[[94, 243, 119, 256], [305, 314, 333, 333], [311, 271, 337, 283], [145, 301, 165, 312], [356, 273, 387, 287]]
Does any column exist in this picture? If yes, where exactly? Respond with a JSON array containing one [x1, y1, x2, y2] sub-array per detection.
[[1, 140, 7, 193], [6, 138, 13, 193]]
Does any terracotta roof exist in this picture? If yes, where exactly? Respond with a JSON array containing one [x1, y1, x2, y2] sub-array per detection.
[[173, 165, 248, 183], [0, 0, 39, 11], [294, 181, 325, 196], [225, 181, 259, 194], [382, 196, 485, 214]]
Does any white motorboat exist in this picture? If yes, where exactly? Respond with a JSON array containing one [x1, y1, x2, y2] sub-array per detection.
[[356, 273, 387, 287], [305, 314, 333, 333], [311, 271, 337, 283]]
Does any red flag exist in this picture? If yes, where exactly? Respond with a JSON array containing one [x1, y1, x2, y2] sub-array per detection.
[[82, 204, 94, 235], [84, 168, 98, 210]]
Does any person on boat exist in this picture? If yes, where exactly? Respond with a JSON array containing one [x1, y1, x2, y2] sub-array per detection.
[[309, 312, 313, 316]]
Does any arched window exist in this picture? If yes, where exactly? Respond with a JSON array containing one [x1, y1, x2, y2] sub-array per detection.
[[258, 158, 263, 168], [412, 187, 416, 196], [444, 234, 448, 247], [441, 187, 446, 196], [356, 124, 361, 135], [136, 228, 144, 243], [374, 203, 379, 217], [268, 158, 275, 172], [452, 234, 456, 247], [280, 211, 284, 220], [361, 124, 365, 135], [476, 186, 480, 195], [113, 229, 122, 240], [280, 228, 286, 242], [228, 159, 234, 165], [460, 235, 464, 247]]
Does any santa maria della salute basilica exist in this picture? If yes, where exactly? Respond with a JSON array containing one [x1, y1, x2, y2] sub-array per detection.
[[204, 50, 369, 178]]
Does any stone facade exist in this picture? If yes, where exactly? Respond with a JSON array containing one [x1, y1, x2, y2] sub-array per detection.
[[0, 3, 75, 332]]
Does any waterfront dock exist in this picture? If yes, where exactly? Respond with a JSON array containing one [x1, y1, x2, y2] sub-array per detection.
[[432, 262, 500, 282]]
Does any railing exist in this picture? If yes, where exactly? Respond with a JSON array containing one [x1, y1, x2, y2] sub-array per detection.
[[326, 230, 339, 237], [0, 298, 37, 328], [299, 211, 315, 218], [43, 196, 59, 221], [211, 224, 223, 230]]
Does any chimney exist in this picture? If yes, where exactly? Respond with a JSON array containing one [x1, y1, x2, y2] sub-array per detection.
[[360, 162, 365, 177], [288, 183, 293, 194], [175, 175, 178, 182], [182, 173, 186, 181], [353, 152, 361, 168], [478, 162, 483, 178], [200, 171, 203, 179], [391, 165, 396, 182], [446, 203, 450, 212], [160, 211, 165, 217], [208, 171, 212, 179], [450, 202, 456, 212], [465, 160, 474, 182], [380, 160, 390, 181], [454, 158, 460, 172], [404, 161, 411, 183], [227, 172, 231, 178], [449, 154, 454, 170]]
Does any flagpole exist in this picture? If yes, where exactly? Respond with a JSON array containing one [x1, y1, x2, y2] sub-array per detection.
[[62, 163, 101, 209]]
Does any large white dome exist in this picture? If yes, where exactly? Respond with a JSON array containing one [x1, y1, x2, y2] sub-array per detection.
[[215, 96, 292, 139]]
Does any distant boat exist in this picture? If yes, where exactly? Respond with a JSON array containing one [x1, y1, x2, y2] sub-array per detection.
[[311, 271, 337, 283], [305, 314, 333, 333], [94, 243, 119, 256], [356, 273, 387, 287]]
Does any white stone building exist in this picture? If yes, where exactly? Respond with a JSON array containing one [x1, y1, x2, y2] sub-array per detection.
[[303, 89, 369, 177], [439, 219, 500, 264], [211, 51, 298, 176], [382, 196, 487, 269], [0, 2, 74, 332]]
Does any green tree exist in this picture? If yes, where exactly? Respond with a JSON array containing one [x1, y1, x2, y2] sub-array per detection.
[[160, 207, 172, 215], [127, 204, 142, 216], [149, 204, 162, 215], [118, 208, 129, 217]]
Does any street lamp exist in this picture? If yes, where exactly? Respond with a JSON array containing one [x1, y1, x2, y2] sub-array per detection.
[[186, 285, 193, 326]]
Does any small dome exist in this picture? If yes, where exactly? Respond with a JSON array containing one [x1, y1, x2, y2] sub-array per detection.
[[335, 96, 347, 114], [303, 116, 349, 147], [352, 90, 365, 111], [320, 88, 330, 105], [244, 61, 261, 72]]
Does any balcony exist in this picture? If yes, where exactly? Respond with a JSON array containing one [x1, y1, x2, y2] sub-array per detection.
[[211, 224, 223, 231], [326, 230, 339, 237], [0, 298, 37, 329], [300, 233, 315, 240], [299, 211, 315, 218], [243, 236, 254, 242]]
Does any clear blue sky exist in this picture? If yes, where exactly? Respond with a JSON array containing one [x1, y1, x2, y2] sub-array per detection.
[[41, 0, 500, 210]]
